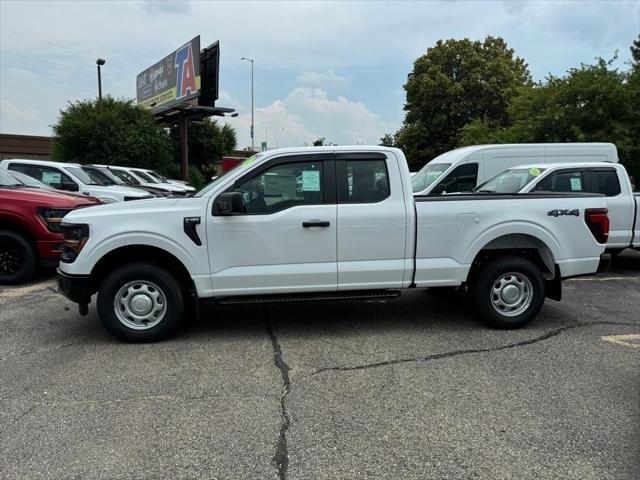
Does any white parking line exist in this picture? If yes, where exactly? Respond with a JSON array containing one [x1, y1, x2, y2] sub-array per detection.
[[601, 334, 640, 348]]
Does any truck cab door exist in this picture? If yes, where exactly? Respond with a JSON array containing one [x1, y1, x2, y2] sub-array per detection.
[[207, 154, 337, 296], [335, 152, 409, 290]]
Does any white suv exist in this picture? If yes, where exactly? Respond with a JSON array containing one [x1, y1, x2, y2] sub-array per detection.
[[0, 159, 153, 203]]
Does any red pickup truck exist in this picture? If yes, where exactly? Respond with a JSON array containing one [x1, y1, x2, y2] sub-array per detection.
[[1, 170, 101, 284]]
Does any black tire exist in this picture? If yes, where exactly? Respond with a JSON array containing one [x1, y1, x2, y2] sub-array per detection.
[[0, 229, 37, 285], [97, 262, 184, 342], [469, 255, 545, 329]]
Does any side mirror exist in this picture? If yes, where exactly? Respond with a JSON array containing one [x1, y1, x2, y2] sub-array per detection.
[[213, 191, 246, 216], [61, 182, 79, 192]]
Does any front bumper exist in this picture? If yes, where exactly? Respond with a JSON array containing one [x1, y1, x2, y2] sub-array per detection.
[[57, 268, 91, 314]]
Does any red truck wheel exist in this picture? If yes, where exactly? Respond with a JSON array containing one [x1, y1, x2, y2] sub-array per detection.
[[0, 230, 37, 285]]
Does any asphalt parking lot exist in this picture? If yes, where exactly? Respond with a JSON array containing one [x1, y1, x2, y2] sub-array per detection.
[[1, 252, 639, 480]]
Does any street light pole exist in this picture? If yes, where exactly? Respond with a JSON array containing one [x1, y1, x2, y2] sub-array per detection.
[[96, 58, 105, 101], [241, 57, 254, 151]]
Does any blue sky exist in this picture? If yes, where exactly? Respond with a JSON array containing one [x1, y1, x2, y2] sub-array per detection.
[[1, 0, 638, 149]]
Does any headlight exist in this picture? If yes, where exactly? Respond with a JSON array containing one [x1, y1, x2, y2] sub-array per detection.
[[60, 224, 89, 263], [38, 208, 71, 232]]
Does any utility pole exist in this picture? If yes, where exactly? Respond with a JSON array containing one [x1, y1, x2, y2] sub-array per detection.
[[241, 57, 254, 151], [96, 58, 105, 101]]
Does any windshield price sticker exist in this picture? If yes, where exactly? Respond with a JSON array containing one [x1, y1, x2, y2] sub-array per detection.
[[529, 167, 541, 177], [570, 177, 582, 190]]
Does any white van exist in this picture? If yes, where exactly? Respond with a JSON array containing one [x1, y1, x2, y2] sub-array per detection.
[[411, 143, 618, 195]]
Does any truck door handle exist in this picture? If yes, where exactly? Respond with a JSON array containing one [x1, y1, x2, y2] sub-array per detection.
[[302, 221, 330, 228]]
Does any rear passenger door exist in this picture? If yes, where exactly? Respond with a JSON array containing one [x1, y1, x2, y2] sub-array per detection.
[[586, 168, 632, 248], [335, 152, 408, 290]]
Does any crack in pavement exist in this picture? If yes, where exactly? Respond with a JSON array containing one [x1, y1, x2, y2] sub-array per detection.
[[266, 322, 291, 480], [312, 321, 639, 375]]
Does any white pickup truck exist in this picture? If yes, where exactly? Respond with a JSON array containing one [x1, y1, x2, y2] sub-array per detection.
[[57, 146, 611, 342], [474, 162, 639, 252]]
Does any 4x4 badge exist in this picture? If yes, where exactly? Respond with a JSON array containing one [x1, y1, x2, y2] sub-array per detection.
[[548, 209, 579, 217]]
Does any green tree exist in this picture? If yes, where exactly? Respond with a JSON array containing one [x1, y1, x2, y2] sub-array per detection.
[[52, 96, 173, 172], [313, 137, 326, 146], [379, 133, 395, 147], [632, 35, 640, 65], [396, 36, 531, 169], [460, 57, 640, 180], [169, 119, 237, 182]]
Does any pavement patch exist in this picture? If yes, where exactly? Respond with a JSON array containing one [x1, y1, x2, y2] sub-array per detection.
[[601, 333, 640, 348]]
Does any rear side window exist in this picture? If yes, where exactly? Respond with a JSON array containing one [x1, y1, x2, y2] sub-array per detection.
[[338, 159, 390, 203], [533, 171, 585, 193], [434, 163, 478, 194], [590, 169, 621, 197]]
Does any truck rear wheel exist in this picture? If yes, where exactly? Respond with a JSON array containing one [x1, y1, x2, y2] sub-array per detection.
[[0, 230, 37, 285], [97, 262, 184, 342], [470, 255, 545, 329]]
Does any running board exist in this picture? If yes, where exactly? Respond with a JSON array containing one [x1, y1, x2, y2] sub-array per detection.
[[215, 289, 401, 305]]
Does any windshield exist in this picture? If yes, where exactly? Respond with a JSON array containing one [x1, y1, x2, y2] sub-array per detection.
[[0, 169, 25, 187], [134, 170, 156, 183], [147, 170, 167, 182], [411, 163, 452, 193], [195, 154, 264, 197], [473, 167, 546, 193], [111, 168, 140, 185], [82, 167, 117, 185], [66, 166, 105, 185], [8, 170, 51, 189]]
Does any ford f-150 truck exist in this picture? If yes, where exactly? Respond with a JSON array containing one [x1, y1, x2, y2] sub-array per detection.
[[473, 162, 639, 253], [57, 146, 611, 342]]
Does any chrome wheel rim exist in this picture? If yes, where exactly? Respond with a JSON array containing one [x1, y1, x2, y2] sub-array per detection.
[[491, 272, 533, 317], [114, 280, 167, 330]]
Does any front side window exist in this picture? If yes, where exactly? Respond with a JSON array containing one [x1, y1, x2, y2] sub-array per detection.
[[432, 163, 478, 194], [135, 170, 156, 183], [339, 159, 390, 203], [590, 169, 621, 197], [16, 165, 76, 190], [66, 166, 104, 186], [533, 171, 585, 192], [234, 161, 323, 214]]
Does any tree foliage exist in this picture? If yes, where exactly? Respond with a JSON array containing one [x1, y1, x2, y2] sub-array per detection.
[[379, 134, 395, 147], [460, 57, 640, 180], [52, 96, 173, 173], [169, 119, 237, 181], [632, 35, 640, 65], [396, 36, 531, 169]]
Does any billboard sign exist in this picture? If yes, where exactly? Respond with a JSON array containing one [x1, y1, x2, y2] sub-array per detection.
[[136, 36, 201, 111]]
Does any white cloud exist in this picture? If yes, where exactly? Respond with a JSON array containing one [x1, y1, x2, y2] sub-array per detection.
[[222, 87, 398, 149], [296, 69, 350, 88], [0, 100, 44, 134]]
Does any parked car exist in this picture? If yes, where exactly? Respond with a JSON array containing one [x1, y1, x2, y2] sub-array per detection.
[[137, 168, 196, 194], [474, 162, 639, 253], [107, 166, 191, 196], [0, 159, 154, 203], [411, 143, 619, 196], [0, 170, 101, 285], [57, 145, 610, 342], [83, 165, 170, 197]]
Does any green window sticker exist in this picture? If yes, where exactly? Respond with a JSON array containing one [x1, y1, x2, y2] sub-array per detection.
[[302, 170, 320, 191], [529, 167, 541, 177], [570, 177, 582, 191]]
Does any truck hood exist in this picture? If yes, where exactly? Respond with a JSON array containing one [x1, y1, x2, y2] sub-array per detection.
[[62, 197, 181, 223], [0, 186, 100, 208], [85, 185, 151, 197], [138, 182, 187, 193]]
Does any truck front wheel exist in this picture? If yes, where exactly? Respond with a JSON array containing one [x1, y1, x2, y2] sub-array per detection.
[[97, 262, 184, 342], [0, 230, 37, 285], [470, 255, 545, 329]]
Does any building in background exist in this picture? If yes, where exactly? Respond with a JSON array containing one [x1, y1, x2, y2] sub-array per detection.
[[0, 134, 53, 160]]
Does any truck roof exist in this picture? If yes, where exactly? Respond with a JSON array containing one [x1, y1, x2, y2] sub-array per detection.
[[507, 161, 621, 170], [0, 158, 83, 168]]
